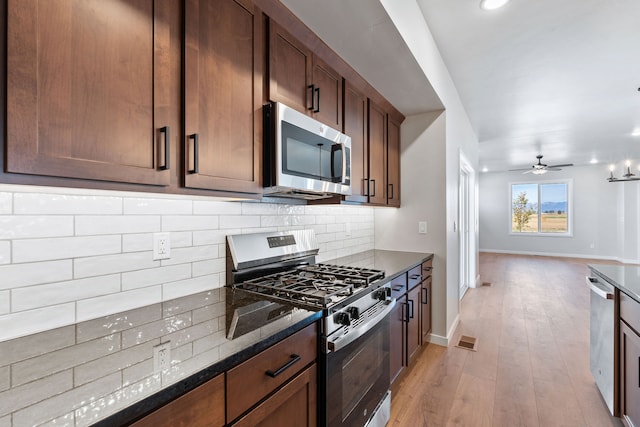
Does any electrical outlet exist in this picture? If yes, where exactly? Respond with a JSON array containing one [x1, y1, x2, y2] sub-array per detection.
[[153, 232, 171, 260], [418, 221, 427, 234], [153, 342, 171, 372]]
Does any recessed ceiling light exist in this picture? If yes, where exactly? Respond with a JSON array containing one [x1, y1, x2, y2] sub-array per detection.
[[480, 0, 511, 10], [590, 158, 598, 164], [632, 128, 640, 137], [482, 167, 488, 172]]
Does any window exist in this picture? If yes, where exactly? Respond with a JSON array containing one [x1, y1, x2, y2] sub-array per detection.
[[510, 180, 571, 235]]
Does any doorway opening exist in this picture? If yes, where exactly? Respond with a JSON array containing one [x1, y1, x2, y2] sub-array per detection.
[[459, 153, 476, 300]]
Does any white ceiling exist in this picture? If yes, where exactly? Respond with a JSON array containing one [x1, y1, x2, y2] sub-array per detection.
[[281, 0, 640, 173]]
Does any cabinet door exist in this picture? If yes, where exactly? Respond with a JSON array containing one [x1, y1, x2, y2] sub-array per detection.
[[131, 374, 224, 427], [421, 276, 432, 344], [184, 0, 262, 194], [312, 57, 342, 129], [367, 100, 387, 205], [343, 81, 368, 203], [387, 116, 401, 207], [232, 364, 317, 427], [6, 0, 173, 185], [620, 321, 640, 427], [407, 285, 421, 362], [269, 21, 312, 114], [390, 296, 405, 384]]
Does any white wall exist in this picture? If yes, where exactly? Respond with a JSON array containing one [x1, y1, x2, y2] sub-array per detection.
[[479, 165, 620, 259], [0, 184, 375, 342], [378, 0, 480, 345]]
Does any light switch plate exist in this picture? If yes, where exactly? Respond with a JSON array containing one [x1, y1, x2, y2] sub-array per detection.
[[418, 221, 427, 234]]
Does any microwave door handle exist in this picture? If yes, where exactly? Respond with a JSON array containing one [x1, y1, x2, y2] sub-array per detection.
[[331, 143, 346, 183]]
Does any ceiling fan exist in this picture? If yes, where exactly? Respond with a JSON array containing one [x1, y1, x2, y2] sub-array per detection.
[[509, 155, 574, 175]]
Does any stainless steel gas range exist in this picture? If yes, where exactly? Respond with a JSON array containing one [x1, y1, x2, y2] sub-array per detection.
[[226, 230, 395, 427]]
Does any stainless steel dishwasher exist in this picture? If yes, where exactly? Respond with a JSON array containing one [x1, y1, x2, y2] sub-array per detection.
[[587, 275, 616, 415]]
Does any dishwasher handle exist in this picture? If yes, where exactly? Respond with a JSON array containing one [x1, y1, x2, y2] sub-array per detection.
[[586, 276, 614, 300]]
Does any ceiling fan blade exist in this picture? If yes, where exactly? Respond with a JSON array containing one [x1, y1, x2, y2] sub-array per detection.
[[546, 163, 573, 168], [508, 167, 533, 171], [546, 168, 562, 171], [522, 169, 534, 174]]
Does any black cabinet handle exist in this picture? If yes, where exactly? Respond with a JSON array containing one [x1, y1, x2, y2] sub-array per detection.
[[266, 354, 301, 378], [408, 299, 414, 319], [159, 126, 170, 170], [308, 84, 316, 111], [402, 302, 408, 323], [370, 179, 376, 197], [388, 183, 394, 200], [392, 284, 404, 292], [409, 274, 421, 281], [188, 134, 199, 174], [314, 87, 320, 113], [363, 179, 370, 196], [422, 287, 429, 305]]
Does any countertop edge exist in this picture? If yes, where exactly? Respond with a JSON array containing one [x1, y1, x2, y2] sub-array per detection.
[[589, 265, 640, 304]]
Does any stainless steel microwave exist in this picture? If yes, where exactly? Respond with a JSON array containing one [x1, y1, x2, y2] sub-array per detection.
[[263, 102, 352, 200]]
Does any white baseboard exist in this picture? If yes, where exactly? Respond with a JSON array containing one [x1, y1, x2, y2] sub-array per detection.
[[479, 248, 620, 262], [428, 314, 460, 347]]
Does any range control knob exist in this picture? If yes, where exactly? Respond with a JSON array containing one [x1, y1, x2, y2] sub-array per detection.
[[334, 312, 351, 327], [347, 306, 360, 320], [374, 287, 391, 301]]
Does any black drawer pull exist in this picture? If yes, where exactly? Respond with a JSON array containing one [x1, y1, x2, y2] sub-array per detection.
[[422, 287, 429, 305], [392, 285, 404, 292], [188, 133, 199, 174], [266, 354, 301, 378], [409, 274, 421, 281], [159, 126, 170, 170]]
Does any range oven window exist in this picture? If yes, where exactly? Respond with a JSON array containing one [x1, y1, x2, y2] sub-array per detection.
[[282, 121, 344, 183], [325, 312, 390, 427]]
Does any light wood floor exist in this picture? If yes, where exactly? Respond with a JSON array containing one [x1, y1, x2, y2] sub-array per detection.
[[389, 252, 623, 427]]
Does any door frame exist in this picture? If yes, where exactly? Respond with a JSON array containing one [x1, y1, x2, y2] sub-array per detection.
[[459, 152, 477, 299]]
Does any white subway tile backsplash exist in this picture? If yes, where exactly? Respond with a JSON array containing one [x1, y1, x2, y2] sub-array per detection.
[[0, 260, 72, 290], [0, 215, 73, 239], [0, 326, 75, 366], [193, 200, 241, 215], [219, 215, 260, 229], [13, 235, 121, 263], [0, 193, 12, 214], [12, 275, 121, 312], [192, 230, 227, 246], [0, 292, 8, 315], [122, 264, 191, 291], [38, 413, 75, 427], [121, 314, 191, 348], [122, 359, 156, 387], [162, 215, 219, 232], [0, 415, 9, 427], [124, 198, 192, 215], [14, 193, 122, 215], [0, 304, 75, 343], [76, 287, 162, 322], [0, 367, 9, 392], [192, 257, 225, 277], [160, 244, 218, 267], [76, 215, 160, 235], [0, 241, 9, 265], [162, 274, 220, 301], [76, 305, 162, 344], [74, 252, 159, 278]]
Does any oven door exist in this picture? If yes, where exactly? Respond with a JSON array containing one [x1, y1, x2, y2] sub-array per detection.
[[323, 300, 394, 427]]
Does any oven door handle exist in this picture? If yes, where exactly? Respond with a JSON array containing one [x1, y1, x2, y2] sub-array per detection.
[[326, 299, 396, 353]]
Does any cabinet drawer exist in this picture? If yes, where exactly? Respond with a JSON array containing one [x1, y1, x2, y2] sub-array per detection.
[[422, 259, 433, 277], [408, 266, 422, 290], [620, 291, 640, 334], [226, 323, 317, 422], [131, 374, 224, 427], [389, 273, 407, 299]]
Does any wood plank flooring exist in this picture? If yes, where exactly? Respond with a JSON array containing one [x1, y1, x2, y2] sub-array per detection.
[[389, 252, 623, 427]]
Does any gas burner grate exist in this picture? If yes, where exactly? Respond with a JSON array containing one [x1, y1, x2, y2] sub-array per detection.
[[298, 264, 385, 286]]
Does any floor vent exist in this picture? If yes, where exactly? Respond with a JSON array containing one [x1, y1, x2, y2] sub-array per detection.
[[456, 335, 478, 351], [481, 281, 492, 287]]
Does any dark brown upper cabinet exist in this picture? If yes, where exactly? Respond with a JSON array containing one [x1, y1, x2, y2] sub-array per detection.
[[184, 0, 263, 194], [269, 21, 342, 130], [343, 80, 368, 204], [6, 0, 175, 186], [367, 99, 387, 205], [387, 116, 401, 207]]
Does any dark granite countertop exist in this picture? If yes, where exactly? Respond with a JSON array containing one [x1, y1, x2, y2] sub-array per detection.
[[325, 249, 433, 282], [95, 289, 321, 427], [588, 264, 640, 303]]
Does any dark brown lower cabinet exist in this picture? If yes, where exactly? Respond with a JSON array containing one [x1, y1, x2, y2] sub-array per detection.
[[232, 364, 317, 427], [406, 284, 421, 362], [420, 275, 432, 344], [130, 374, 225, 427], [620, 321, 640, 427], [390, 295, 406, 383]]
